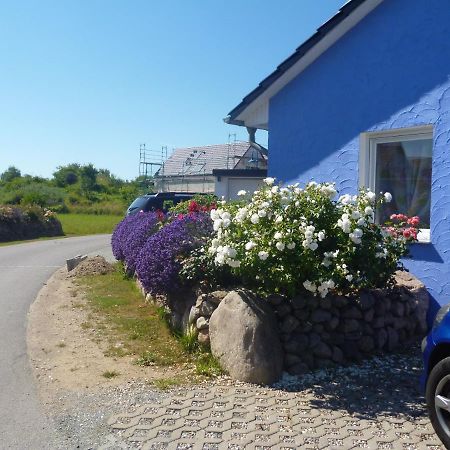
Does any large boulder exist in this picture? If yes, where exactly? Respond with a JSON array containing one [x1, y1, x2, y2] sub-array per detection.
[[209, 289, 283, 385]]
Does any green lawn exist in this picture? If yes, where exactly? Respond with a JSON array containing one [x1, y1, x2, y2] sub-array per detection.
[[57, 213, 122, 236]]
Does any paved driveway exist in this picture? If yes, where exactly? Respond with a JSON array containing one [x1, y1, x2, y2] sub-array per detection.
[[0, 235, 113, 450], [104, 349, 443, 450]]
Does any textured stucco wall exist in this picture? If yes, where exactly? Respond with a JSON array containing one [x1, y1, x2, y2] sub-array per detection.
[[268, 0, 450, 320]]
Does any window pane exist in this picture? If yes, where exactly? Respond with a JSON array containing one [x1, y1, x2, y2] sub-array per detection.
[[375, 138, 432, 227]]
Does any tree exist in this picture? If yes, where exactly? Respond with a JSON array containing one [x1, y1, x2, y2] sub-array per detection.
[[1, 166, 21, 183], [79, 163, 99, 193], [52, 164, 80, 187]]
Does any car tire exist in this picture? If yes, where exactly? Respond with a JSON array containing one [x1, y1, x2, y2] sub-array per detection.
[[426, 356, 450, 448]]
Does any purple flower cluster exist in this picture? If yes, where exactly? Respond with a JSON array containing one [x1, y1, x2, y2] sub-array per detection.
[[135, 213, 212, 295], [111, 212, 163, 273], [122, 212, 163, 274]]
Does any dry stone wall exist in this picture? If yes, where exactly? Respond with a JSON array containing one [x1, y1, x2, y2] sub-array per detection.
[[141, 270, 429, 384], [189, 271, 429, 379]]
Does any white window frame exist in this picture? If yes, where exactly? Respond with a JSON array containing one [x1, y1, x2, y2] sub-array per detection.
[[359, 125, 433, 244]]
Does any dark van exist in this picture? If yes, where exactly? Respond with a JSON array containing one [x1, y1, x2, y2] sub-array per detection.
[[126, 192, 198, 216]]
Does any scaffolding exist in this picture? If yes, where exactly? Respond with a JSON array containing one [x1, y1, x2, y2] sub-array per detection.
[[138, 144, 168, 191]]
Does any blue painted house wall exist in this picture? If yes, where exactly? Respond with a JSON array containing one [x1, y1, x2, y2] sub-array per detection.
[[268, 0, 450, 320]]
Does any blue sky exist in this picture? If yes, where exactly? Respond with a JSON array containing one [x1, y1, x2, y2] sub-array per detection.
[[0, 0, 345, 180]]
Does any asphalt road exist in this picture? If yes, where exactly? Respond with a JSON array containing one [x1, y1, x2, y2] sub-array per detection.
[[0, 235, 113, 450]]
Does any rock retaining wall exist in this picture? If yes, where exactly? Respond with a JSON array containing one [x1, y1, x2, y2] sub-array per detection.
[[141, 270, 429, 383], [189, 271, 429, 376]]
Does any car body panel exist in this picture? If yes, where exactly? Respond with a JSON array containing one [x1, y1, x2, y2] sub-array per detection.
[[421, 310, 450, 391]]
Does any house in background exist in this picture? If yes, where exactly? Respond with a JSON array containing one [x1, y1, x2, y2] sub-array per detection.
[[225, 0, 450, 320], [154, 142, 267, 200]]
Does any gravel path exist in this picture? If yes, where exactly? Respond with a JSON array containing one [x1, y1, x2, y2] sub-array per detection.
[[45, 346, 443, 449]]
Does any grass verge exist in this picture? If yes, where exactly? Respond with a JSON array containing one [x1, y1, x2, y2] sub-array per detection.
[[57, 213, 122, 236], [78, 266, 224, 384]]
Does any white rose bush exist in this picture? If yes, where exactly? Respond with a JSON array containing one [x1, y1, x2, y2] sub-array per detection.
[[198, 178, 418, 297]]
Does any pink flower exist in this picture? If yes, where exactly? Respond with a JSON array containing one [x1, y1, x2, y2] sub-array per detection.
[[407, 216, 420, 227]]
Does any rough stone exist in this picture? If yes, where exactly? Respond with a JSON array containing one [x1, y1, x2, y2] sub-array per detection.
[[311, 309, 332, 323], [288, 362, 309, 375], [342, 319, 360, 333], [319, 297, 332, 310], [266, 294, 285, 307], [358, 336, 375, 353], [196, 316, 209, 330], [387, 327, 399, 351], [200, 300, 218, 317], [342, 306, 363, 320], [308, 332, 321, 349], [290, 295, 307, 310], [333, 296, 349, 308], [341, 341, 360, 360], [209, 290, 283, 384], [275, 302, 292, 318], [372, 317, 385, 328], [281, 315, 300, 334], [363, 308, 375, 322], [315, 358, 335, 369], [395, 270, 425, 290], [188, 306, 201, 325], [197, 291, 228, 307], [392, 302, 405, 317], [285, 353, 302, 367], [314, 342, 332, 359], [358, 291, 375, 310], [285, 333, 309, 353], [313, 323, 324, 334], [325, 316, 339, 331], [375, 328, 388, 349], [197, 329, 210, 345], [332, 346, 344, 364]]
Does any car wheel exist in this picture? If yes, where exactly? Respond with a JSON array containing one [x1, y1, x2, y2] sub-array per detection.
[[426, 356, 450, 448]]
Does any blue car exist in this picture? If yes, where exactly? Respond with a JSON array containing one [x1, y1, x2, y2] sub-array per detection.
[[422, 303, 450, 447]]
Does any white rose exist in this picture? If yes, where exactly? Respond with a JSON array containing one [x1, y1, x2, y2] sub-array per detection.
[[384, 192, 392, 203], [250, 214, 260, 224], [317, 231, 325, 241], [274, 231, 283, 240], [346, 274, 353, 282], [308, 242, 318, 251], [245, 241, 256, 251], [213, 219, 223, 231], [275, 216, 283, 224], [258, 251, 269, 261], [258, 209, 267, 218], [303, 280, 316, 292], [237, 190, 247, 197], [263, 177, 275, 186], [366, 191, 376, 203], [364, 206, 374, 216], [276, 242, 285, 251], [287, 242, 296, 250], [227, 259, 241, 268]]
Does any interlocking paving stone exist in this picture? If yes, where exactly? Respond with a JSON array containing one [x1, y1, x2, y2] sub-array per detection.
[[105, 350, 445, 449]]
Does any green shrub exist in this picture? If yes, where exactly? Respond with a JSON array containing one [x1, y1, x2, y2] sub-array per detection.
[[193, 179, 418, 297]]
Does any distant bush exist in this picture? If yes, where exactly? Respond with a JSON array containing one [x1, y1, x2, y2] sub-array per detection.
[[0, 205, 64, 242]]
